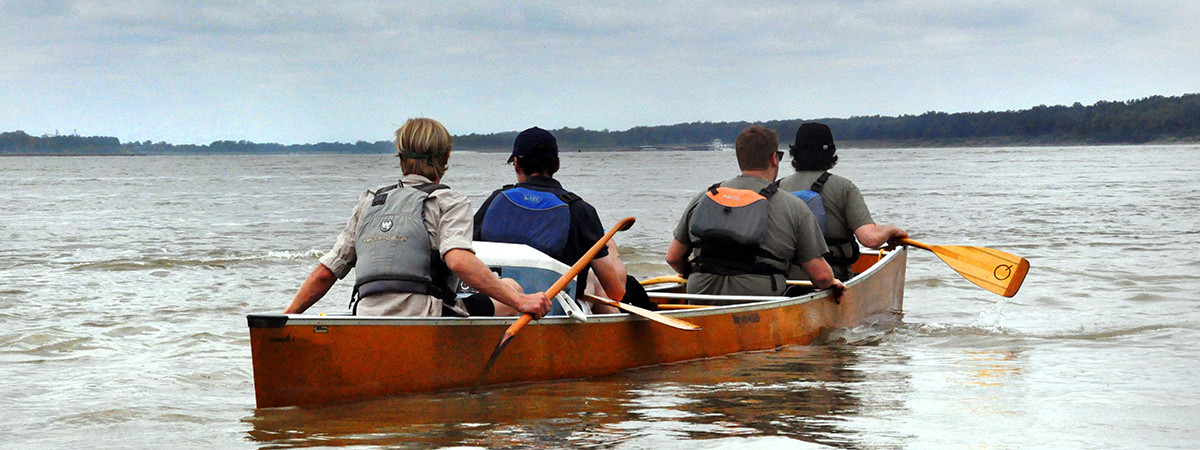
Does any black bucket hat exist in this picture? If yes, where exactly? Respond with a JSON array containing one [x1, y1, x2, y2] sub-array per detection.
[[791, 122, 837, 155]]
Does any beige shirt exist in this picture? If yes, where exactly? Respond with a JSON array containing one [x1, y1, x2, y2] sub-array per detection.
[[319, 174, 474, 316]]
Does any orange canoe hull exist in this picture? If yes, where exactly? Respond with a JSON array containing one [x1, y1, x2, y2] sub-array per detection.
[[248, 248, 906, 408]]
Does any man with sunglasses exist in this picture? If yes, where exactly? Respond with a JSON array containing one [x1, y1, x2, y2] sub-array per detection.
[[666, 125, 844, 298]]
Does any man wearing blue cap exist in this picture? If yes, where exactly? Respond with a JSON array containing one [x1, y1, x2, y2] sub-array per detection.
[[474, 127, 627, 311]]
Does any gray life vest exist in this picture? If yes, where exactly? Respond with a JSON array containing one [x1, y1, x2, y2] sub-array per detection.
[[352, 182, 456, 310], [687, 181, 789, 277]]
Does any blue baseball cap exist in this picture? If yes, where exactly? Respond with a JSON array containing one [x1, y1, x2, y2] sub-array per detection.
[[508, 127, 558, 163]]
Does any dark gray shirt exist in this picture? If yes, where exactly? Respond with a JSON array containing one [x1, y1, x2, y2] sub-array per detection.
[[779, 171, 874, 280]]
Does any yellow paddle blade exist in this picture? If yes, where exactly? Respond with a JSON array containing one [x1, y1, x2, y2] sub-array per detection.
[[903, 239, 1030, 297]]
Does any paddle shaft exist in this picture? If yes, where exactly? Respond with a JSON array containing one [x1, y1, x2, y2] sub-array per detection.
[[642, 275, 813, 288], [900, 238, 935, 252], [640, 275, 687, 286], [655, 303, 712, 310], [509, 216, 636, 334], [474, 216, 636, 391]]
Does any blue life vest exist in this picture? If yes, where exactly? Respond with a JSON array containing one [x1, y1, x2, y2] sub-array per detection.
[[789, 172, 859, 273], [479, 186, 578, 259], [790, 172, 832, 234]]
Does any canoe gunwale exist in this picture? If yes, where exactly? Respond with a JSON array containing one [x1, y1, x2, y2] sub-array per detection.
[[247, 247, 904, 328]]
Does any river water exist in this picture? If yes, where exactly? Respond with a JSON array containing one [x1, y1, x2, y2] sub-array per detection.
[[3, 145, 1199, 448]]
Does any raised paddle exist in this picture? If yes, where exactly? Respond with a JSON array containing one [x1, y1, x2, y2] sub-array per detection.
[[581, 294, 701, 331], [473, 216, 637, 392], [901, 238, 1029, 297]]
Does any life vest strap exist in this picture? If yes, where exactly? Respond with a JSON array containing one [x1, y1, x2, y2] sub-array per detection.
[[810, 172, 831, 193], [370, 182, 447, 206]]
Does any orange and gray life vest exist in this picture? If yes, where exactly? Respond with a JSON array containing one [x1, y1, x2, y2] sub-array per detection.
[[687, 181, 789, 277], [351, 182, 456, 312]]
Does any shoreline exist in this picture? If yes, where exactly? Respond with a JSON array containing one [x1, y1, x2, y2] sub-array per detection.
[[4, 138, 1198, 157]]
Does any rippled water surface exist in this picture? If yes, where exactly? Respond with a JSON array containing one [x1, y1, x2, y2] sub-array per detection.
[[3, 146, 1199, 448]]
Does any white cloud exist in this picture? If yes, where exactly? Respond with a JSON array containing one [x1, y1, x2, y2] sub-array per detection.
[[2, 0, 1197, 144]]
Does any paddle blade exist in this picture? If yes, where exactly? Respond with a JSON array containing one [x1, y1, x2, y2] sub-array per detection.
[[472, 314, 532, 393], [472, 334, 513, 393], [928, 245, 1029, 297], [582, 294, 701, 331]]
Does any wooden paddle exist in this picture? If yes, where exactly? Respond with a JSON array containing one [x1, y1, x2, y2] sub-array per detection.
[[640, 275, 687, 286], [473, 216, 637, 392], [644, 275, 814, 288], [581, 294, 700, 331], [656, 303, 713, 310], [901, 238, 1029, 297]]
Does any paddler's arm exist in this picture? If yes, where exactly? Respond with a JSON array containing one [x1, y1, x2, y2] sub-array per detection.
[[444, 248, 551, 319], [587, 244, 626, 314], [800, 257, 845, 297], [665, 239, 691, 277], [854, 223, 909, 249], [284, 264, 337, 314], [590, 240, 627, 300]]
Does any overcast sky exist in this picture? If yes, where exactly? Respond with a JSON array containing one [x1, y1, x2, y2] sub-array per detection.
[[3, 1, 1197, 144]]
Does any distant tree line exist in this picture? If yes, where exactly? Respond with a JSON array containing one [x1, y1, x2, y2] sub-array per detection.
[[458, 93, 1198, 149], [0, 132, 393, 155], [4, 93, 1198, 155]]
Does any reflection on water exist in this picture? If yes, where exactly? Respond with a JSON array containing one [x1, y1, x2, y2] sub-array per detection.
[[246, 345, 905, 448], [956, 350, 1021, 387]]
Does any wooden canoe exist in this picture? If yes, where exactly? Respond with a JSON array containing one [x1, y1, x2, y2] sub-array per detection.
[[247, 244, 906, 408]]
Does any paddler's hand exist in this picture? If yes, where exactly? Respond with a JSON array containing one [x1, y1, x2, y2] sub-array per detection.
[[515, 292, 552, 319], [829, 280, 846, 304], [883, 227, 909, 250]]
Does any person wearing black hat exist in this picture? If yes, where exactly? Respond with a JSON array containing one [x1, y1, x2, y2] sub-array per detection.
[[666, 125, 844, 298], [778, 122, 908, 281], [474, 127, 628, 313]]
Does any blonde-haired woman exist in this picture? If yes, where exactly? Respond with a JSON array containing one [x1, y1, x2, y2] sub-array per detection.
[[285, 118, 551, 318]]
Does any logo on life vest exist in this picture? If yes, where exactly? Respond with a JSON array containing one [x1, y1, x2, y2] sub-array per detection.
[[380, 219, 393, 232], [707, 187, 766, 207], [993, 264, 1013, 280]]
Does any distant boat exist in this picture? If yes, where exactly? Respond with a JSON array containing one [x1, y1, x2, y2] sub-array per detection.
[[711, 139, 732, 151]]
